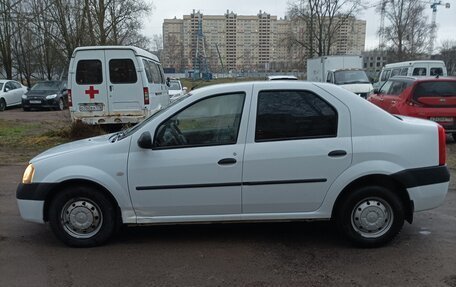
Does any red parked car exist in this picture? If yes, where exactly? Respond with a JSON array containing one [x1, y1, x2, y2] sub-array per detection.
[[369, 76, 456, 139]]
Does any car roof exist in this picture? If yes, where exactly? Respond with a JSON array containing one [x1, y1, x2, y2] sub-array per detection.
[[389, 76, 456, 82], [72, 46, 159, 62], [0, 79, 13, 83]]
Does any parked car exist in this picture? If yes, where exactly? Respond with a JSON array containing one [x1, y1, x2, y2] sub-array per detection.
[[167, 78, 187, 101], [17, 81, 449, 247], [22, 81, 68, 111], [368, 76, 456, 140], [0, 79, 27, 111]]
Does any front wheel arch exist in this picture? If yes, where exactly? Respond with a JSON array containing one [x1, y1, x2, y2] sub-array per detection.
[[43, 179, 122, 226]]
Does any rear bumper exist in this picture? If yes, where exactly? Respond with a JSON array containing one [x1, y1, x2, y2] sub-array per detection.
[[392, 166, 450, 212], [22, 99, 60, 109], [71, 114, 147, 125]]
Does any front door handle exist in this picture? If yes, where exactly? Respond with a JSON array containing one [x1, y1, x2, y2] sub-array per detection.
[[218, 158, 237, 165], [328, 150, 347, 157]]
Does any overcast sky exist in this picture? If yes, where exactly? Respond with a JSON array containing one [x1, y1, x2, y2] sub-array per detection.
[[143, 0, 455, 50]]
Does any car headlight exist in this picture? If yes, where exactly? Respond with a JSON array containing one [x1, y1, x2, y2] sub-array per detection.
[[22, 164, 35, 184], [22, 94, 27, 99], [46, 94, 57, 99]]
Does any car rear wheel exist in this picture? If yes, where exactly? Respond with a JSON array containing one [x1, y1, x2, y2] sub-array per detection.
[[0, 98, 6, 111], [57, 98, 64, 111], [48, 186, 117, 247], [452, 133, 456, 142], [335, 185, 404, 247]]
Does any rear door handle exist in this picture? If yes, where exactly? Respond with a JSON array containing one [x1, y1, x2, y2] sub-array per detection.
[[218, 158, 237, 165], [328, 150, 347, 157]]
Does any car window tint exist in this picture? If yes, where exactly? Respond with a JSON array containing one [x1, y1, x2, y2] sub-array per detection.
[[109, 59, 137, 84], [412, 68, 427, 76], [155, 93, 245, 148], [5, 82, 15, 90], [158, 65, 166, 84], [413, 81, 456, 99], [255, 90, 337, 142], [0, 83, 3, 91], [379, 81, 393, 94], [143, 60, 154, 83], [430, 67, 443, 76], [388, 81, 409, 96], [400, 68, 408, 76], [150, 62, 162, 84], [76, 60, 102, 85]]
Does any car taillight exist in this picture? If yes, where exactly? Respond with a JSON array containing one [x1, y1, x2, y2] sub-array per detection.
[[68, 89, 72, 107], [144, 87, 149, 105], [438, 125, 446, 166]]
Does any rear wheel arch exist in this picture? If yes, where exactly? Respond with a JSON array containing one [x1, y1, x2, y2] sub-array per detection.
[[331, 174, 413, 224]]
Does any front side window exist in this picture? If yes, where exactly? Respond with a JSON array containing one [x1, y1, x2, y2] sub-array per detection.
[[5, 82, 15, 90], [76, 60, 102, 85], [255, 90, 337, 142], [379, 81, 393, 94], [387, 81, 410, 96], [109, 59, 137, 84], [154, 93, 245, 148], [412, 67, 427, 76], [391, 68, 400, 77], [381, 70, 391, 81]]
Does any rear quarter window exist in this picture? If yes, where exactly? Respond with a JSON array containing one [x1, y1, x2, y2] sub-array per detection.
[[430, 67, 443, 76], [76, 60, 103, 85]]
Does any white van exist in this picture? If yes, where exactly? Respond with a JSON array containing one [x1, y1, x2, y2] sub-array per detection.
[[375, 60, 447, 89], [68, 46, 170, 125]]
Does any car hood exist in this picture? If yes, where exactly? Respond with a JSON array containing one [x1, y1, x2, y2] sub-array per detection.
[[31, 134, 113, 163], [339, 83, 373, 94], [26, 90, 59, 97]]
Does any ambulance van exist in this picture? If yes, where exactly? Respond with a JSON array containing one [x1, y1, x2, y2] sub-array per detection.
[[68, 46, 169, 125]]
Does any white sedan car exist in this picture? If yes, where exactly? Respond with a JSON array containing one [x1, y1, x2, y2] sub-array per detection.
[[0, 79, 28, 111], [17, 81, 449, 247], [168, 79, 187, 101]]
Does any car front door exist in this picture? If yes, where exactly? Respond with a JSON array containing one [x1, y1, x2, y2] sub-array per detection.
[[127, 90, 250, 221], [241, 84, 352, 214]]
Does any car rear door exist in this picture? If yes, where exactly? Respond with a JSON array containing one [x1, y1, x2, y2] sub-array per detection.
[[71, 50, 108, 116], [241, 83, 352, 214], [105, 50, 144, 114]]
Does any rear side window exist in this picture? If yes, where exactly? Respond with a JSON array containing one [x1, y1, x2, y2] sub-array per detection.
[[413, 82, 456, 98], [400, 68, 408, 75], [109, 59, 137, 84], [256, 90, 337, 142], [143, 60, 163, 84], [76, 60, 103, 85], [430, 67, 443, 76], [412, 68, 427, 76]]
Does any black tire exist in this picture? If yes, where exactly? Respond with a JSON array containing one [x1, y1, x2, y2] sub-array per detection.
[[0, 98, 6, 111], [452, 133, 456, 142], [335, 185, 404, 247], [48, 186, 117, 247]]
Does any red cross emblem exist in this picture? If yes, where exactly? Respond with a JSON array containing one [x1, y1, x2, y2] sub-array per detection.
[[85, 86, 99, 99]]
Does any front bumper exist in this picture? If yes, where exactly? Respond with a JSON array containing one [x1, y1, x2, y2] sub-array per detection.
[[22, 98, 60, 109], [16, 183, 57, 223]]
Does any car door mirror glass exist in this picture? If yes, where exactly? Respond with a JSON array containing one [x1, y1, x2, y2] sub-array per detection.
[[137, 131, 153, 149], [4, 88, 9, 92]]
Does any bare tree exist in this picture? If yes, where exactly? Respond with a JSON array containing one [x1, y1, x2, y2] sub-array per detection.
[[380, 0, 431, 61], [0, 0, 18, 79], [437, 40, 456, 76], [287, 0, 364, 58]]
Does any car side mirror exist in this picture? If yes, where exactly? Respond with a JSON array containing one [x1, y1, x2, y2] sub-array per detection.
[[373, 88, 379, 94], [4, 88, 9, 92], [137, 131, 153, 149], [183, 87, 188, 92]]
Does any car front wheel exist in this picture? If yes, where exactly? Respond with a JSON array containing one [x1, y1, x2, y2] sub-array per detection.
[[48, 186, 117, 247], [0, 98, 6, 111], [335, 185, 404, 247]]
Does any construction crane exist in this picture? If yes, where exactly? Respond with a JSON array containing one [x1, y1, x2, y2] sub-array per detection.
[[428, 0, 450, 56], [192, 12, 211, 80], [378, 0, 389, 50]]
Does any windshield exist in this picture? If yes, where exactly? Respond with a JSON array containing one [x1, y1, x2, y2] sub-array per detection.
[[31, 81, 61, 91], [169, 81, 181, 90], [119, 93, 191, 139], [334, 70, 370, 85]]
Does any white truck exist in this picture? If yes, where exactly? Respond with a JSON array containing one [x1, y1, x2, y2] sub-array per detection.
[[307, 55, 373, 98]]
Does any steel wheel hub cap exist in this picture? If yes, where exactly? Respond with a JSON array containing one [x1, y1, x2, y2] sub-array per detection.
[[351, 198, 393, 238], [61, 199, 102, 239]]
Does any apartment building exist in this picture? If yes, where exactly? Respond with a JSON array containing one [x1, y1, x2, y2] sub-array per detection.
[[162, 10, 366, 72]]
